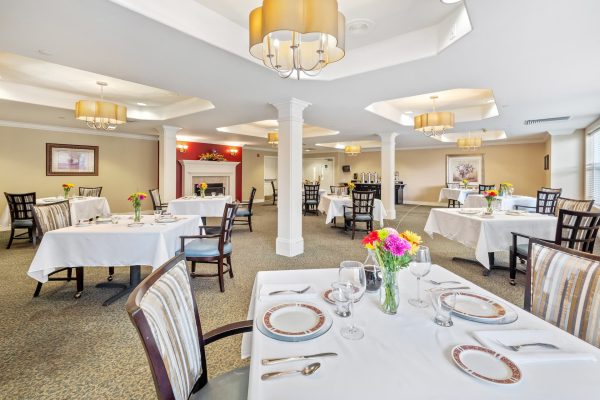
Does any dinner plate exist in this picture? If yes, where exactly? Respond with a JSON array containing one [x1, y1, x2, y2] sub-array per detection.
[[443, 292, 506, 322], [505, 210, 527, 216], [95, 218, 112, 224], [42, 198, 60, 203], [258, 302, 332, 342], [156, 217, 178, 223], [127, 222, 145, 228], [458, 209, 480, 215], [452, 345, 521, 385]]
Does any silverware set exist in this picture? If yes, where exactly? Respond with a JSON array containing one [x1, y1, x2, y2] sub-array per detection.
[[268, 286, 311, 296], [494, 339, 559, 352], [261, 353, 337, 380]]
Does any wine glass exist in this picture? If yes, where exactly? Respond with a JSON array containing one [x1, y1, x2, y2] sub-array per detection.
[[338, 261, 366, 340], [408, 246, 432, 308]]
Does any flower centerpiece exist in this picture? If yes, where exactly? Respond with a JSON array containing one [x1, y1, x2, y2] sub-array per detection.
[[128, 192, 147, 223], [199, 182, 208, 197], [199, 152, 226, 161], [348, 182, 355, 195], [62, 183, 74, 199], [461, 178, 469, 189], [483, 190, 498, 214], [362, 228, 422, 314], [499, 182, 513, 197]]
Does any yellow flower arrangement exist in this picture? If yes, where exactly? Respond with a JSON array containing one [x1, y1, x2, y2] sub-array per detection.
[[200, 182, 208, 190]]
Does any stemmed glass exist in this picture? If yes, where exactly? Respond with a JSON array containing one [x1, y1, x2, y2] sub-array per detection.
[[408, 246, 432, 308], [338, 261, 366, 340]]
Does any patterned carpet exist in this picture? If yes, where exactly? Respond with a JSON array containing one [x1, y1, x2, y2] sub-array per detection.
[[0, 204, 525, 399]]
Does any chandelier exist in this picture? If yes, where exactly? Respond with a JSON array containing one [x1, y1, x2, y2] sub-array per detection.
[[249, 0, 346, 79], [457, 136, 482, 151], [267, 131, 279, 146], [75, 81, 127, 131], [344, 145, 361, 156], [414, 96, 454, 137]]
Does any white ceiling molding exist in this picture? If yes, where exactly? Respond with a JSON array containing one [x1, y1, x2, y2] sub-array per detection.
[[585, 117, 600, 134], [0, 119, 159, 140], [216, 120, 339, 139]]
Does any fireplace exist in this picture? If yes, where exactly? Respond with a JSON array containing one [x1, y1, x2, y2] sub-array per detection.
[[179, 160, 240, 197]]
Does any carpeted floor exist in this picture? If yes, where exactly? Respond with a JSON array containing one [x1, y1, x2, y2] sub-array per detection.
[[0, 204, 526, 399]]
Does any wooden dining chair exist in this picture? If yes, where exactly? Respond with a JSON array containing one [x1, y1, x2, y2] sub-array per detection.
[[554, 197, 595, 216], [478, 184, 495, 194], [181, 203, 238, 292], [31, 201, 84, 298], [126, 252, 253, 400], [516, 190, 561, 215], [445, 183, 461, 208], [149, 188, 168, 212], [343, 190, 375, 240], [4, 192, 37, 249], [525, 239, 600, 348], [303, 184, 320, 215], [270, 180, 277, 205], [541, 187, 562, 194], [509, 209, 600, 285], [78, 186, 102, 197], [234, 187, 256, 232]]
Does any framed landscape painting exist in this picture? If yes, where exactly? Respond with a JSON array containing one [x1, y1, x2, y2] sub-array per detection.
[[446, 154, 484, 184], [46, 143, 98, 176]]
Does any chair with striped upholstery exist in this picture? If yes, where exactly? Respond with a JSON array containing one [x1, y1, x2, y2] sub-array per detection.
[[554, 197, 594, 216], [526, 239, 600, 348], [127, 253, 252, 400], [149, 188, 167, 212], [78, 186, 102, 197], [510, 209, 600, 285], [234, 187, 256, 232], [31, 201, 84, 298], [4, 192, 37, 249]]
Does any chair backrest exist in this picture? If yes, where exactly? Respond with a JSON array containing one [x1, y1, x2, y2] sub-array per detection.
[[535, 190, 561, 215], [446, 182, 459, 189], [554, 209, 600, 253], [478, 184, 495, 194], [78, 186, 102, 197], [304, 184, 320, 201], [219, 203, 239, 252], [555, 197, 595, 217], [127, 253, 207, 400], [4, 192, 36, 223], [351, 191, 375, 216], [541, 187, 562, 194], [31, 200, 71, 238], [246, 187, 257, 213], [149, 188, 162, 210], [526, 239, 600, 348], [270, 180, 277, 193]]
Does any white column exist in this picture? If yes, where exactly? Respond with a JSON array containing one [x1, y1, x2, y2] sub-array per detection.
[[378, 132, 398, 221], [157, 125, 181, 202], [272, 98, 311, 257]]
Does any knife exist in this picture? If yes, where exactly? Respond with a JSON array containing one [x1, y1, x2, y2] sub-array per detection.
[[261, 352, 338, 365]]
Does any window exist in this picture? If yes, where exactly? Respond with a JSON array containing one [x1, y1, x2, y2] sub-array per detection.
[[585, 128, 600, 203]]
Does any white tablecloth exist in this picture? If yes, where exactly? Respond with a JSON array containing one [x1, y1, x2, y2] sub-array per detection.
[[241, 267, 600, 400], [0, 197, 111, 229], [424, 208, 557, 269], [317, 194, 387, 227], [463, 194, 537, 210], [438, 188, 477, 204], [28, 214, 201, 282], [166, 195, 233, 218]]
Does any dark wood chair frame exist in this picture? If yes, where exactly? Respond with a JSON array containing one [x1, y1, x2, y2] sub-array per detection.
[[303, 184, 320, 215], [180, 203, 238, 292], [149, 188, 168, 211], [234, 187, 256, 232], [270, 180, 277, 205], [445, 183, 461, 208], [31, 201, 84, 298], [126, 252, 253, 400], [343, 190, 375, 240], [78, 186, 103, 197], [510, 209, 600, 285], [515, 190, 561, 214], [4, 192, 37, 249], [524, 239, 600, 311], [478, 184, 496, 194]]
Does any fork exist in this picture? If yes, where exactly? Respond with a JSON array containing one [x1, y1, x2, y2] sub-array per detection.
[[426, 279, 462, 285], [494, 339, 559, 351], [268, 286, 311, 296]]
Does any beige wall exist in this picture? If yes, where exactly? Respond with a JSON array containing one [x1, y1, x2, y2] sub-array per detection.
[[0, 126, 158, 213], [550, 130, 585, 199], [242, 148, 275, 200]]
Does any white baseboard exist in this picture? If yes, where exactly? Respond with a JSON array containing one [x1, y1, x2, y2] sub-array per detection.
[[402, 201, 445, 207], [254, 198, 265, 204]]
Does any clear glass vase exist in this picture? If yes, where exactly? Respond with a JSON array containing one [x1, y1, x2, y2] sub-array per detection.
[[133, 204, 142, 222], [485, 201, 494, 215], [201, 190, 206, 198], [380, 268, 399, 314], [63, 189, 69, 199]]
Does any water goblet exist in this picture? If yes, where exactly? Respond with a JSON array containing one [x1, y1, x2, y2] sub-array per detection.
[[408, 246, 432, 308], [338, 261, 366, 340], [430, 289, 457, 327], [154, 210, 163, 222], [331, 282, 351, 317]]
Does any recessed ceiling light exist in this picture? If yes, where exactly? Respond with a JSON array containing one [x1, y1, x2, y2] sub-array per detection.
[[136, 102, 147, 106], [347, 19, 375, 35], [440, 0, 462, 4], [38, 49, 53, 56]]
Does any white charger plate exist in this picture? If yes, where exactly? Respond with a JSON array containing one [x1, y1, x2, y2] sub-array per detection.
[[452, 345, 521, 385], [443, 292, 506, 322], [258, 302, 332, 342], [458, 209, 480, 215]]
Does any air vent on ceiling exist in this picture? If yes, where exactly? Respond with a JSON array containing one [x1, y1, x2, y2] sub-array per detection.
[[524, 116, 571, 126]]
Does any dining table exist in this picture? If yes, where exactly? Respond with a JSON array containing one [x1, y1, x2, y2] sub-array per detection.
[[28, 214, 202, 305], [424, 208, 557, 272], [438, 187, 477, 204], [463, 194, 537, 210], [317, 193, 387, 227], [166, 195, 233, 223], [241, 266, 600, 399], [0, 196, 111, 229]]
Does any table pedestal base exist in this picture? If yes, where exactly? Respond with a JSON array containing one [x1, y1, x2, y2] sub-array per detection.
[[96, 265, 141, 306], [452, 253, 510, 276]]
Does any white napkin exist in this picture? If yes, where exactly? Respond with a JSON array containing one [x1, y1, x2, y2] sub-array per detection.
[[258, 283, 318, 302], [473, 329, 597, 364]]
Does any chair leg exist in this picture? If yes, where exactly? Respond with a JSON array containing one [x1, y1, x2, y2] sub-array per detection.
[[6, 228, 14, 249], [227, 255, 234, 278], [352, 221, 356, 240], [108, 267, 114, 281], [218, 258, 225, 292], [33, 282, 43, 297], [509, 249, 517, 286], [191, 261, 196, 276], [67, 268, 73, 281], [74, 267, 84, 299], [248, 216, 253, 232]]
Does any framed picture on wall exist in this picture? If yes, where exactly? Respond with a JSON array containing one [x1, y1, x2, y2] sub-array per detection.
[[46, 143, 99, 176], [446, 154, 484, 184]]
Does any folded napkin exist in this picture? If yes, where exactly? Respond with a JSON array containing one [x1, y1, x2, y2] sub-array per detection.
[[258, 283, 318, 302], [473, 329, 597, 364]]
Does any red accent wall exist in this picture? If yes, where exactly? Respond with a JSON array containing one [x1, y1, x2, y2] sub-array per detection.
[[176, 143, 243, 201]]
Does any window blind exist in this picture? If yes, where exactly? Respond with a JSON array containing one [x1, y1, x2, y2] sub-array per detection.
[[585, 128, 600, 203]]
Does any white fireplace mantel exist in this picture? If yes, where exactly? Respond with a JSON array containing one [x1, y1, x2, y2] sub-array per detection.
[[179, 160, 240, 197]]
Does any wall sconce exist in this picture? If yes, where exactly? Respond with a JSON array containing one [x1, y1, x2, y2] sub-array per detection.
[[176, 143, 189, 153], [227, 148, 239, 156]]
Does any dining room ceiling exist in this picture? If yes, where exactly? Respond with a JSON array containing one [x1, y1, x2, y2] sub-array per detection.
[[0, 0, 598, 150]]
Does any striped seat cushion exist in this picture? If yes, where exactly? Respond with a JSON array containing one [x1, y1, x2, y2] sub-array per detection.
[[555, 198, 594, 216], [79, 187, 101, 197], [529, 242, 600, 347], [139, 260, 202, 400], [32, 201, 71, 234]]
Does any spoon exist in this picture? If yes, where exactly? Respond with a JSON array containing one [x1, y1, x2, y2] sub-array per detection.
[[261, 362, 321, 381]]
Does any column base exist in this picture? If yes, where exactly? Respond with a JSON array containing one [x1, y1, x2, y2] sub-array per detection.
[[276, 237, 304, 257], [384, 209, 397, 221]]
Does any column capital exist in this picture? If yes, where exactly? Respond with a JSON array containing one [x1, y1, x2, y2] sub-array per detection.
[[156, 125, 182, 137], [377, 132, 399, 143], [270, 98, 311, 119]]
